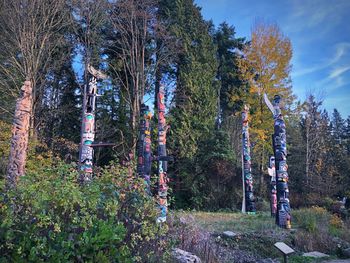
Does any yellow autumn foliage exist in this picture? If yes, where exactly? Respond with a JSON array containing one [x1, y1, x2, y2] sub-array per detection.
[[0, 120, 56, 176], [237, 20, 294, 177]]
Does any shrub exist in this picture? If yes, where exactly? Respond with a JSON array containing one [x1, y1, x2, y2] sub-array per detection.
[[293, 207, 350, 254], [0, 161, 167, 262], [293, 229, 335, 253], [0, 119, 56, 178], [255, 199, 270, 212], [0, 120, 11, 177], [323, 197, 334, 211], [329, 214, 343, 237], [293, 206, 330, 233]]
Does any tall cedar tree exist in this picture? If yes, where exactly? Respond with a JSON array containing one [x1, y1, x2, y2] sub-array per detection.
[[214, 22, 247, 121], [160, 0, 218, 208], [40, 43, 80, 156], [213, 22, 247, 173], [330, 109, 349, 196]]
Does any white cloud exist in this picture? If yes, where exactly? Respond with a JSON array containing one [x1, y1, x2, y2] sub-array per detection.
[[292, 42, 350, 77], [288, 0, 349, 29], [329, 65, 350, 79], [312, 64, 350, 93]]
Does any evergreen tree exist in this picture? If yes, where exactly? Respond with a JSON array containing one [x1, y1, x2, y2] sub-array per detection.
[[286, 102, 306, 206], [214, 22, 246, 122], [212, 23, 248, 200], [160, 0, 218, 208], [299, 96, 346, 203], [345, 116, 350, 155], [343, 117, 350, 193], [331, 108, 345, 144], [56, 66, 80, 144], [329, 110, 350, 196], [193, 130, 238, 210]]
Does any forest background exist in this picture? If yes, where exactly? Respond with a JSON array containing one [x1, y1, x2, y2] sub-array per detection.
[[1, 0, 350, 215]]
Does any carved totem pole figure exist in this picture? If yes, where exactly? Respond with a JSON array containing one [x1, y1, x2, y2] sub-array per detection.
[[156, 85, 169, 223], [137, 104, 153, 193], [6, 81, 33, 189], [79, 65, 107, 183], [264, 94, 291, 228], [241, 105, 256, 214], [268, 156, 277, 216]]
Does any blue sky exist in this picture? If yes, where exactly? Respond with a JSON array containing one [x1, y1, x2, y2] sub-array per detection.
[[195, 0, 350, 118]]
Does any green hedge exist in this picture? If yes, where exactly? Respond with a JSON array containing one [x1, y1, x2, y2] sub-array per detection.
[[0, 162, 168, 262]]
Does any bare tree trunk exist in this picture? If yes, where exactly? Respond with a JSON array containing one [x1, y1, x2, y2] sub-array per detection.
[[6, 81, 33, 189], [132, 96, 138, 156]]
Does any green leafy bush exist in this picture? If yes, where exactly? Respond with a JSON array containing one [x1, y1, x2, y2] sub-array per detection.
[[0, 120, 11, 177], [293, 206, 330, 233], [0, 162, 167, 262], [293, 207, 350, 254]]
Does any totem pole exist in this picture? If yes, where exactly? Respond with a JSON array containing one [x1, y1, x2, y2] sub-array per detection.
[[264, 94, 291, 228], [267, 156, 277, 216], [156, 85, 169, 223], [6, 81, 33, 189], [137, 104, 153, 193], [241, 105, 256, 214], [79, 65, 107, 184]]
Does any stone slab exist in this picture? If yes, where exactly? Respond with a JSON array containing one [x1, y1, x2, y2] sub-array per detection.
[[303, 251, 330, 258]]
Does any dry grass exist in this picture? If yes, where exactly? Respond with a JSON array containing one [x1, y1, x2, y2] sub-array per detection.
[[167, 213, 220, 263], [170, 211, 292, 262], [168, 209, 350, 262]]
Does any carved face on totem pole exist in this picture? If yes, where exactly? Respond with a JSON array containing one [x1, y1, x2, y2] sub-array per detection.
[[273, 95, 282, 118]]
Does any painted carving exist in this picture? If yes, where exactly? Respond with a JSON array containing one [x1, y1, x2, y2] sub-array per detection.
[[7, 81, 33, 188], [241, 105, 256, 214]]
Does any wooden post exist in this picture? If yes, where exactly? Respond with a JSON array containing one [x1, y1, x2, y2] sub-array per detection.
[[6, 81, 33, 189]]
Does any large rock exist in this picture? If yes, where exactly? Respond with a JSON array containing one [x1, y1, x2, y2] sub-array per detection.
[[223, 231, 237, 238], [303, 251, 330, 258], [171, 248, 201, 263]]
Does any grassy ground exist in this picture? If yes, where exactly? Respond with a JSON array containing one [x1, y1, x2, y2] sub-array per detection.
[[175, 211, 293, 261], [171, 209, 349, 263], [183, 211, 281, 233]]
